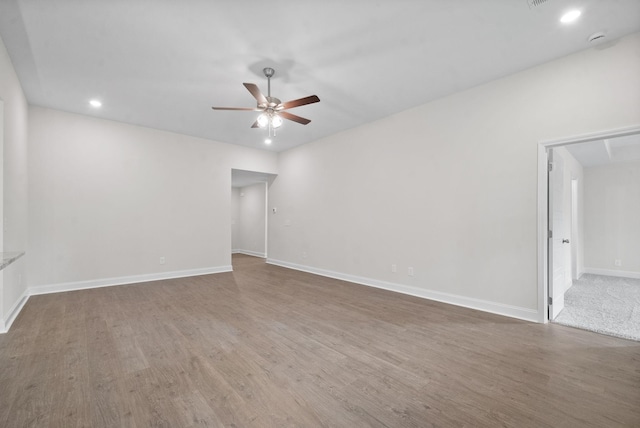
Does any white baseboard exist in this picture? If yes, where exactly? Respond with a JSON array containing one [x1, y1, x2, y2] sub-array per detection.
[[1, 265, 234, 334], [266, 259, 539, 322], [1, 289, 30, 334], [232, 250, 266, 258], [29, 265, 233, 296], [583, 268, 640, 279]]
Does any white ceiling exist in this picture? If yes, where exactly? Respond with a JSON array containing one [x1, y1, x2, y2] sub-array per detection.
[[1, 0, 639, 152], [565, 133, 640, 167]]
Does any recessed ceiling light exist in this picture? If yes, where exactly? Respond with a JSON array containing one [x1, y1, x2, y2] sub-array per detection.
[[89, 99, 102, 108], [560, 10, 581, 24], [265, 138, 272, 145]]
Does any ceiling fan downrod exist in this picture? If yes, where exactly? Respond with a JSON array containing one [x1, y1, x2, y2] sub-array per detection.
[[263, 67, 275, 98]]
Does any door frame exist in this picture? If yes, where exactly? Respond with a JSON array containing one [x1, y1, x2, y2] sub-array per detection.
[[231, 169, 276, 260], [570, 178, 578, 282], [547, 148, 566, 320], [537, 124, 640, 323]]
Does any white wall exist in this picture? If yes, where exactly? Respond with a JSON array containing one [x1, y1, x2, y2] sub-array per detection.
[[231, 187, 240, 251], [236, 183, 266, 257], [268, 32, 640, 321], [584, 160, 640, 276], [28, 107, 277, 290], [554, 146, 584, 286], [0, 100, 3, 250], [0, 34, 29, 331]]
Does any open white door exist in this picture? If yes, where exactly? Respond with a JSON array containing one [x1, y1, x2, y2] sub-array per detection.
[[548, 149, 566, 319]]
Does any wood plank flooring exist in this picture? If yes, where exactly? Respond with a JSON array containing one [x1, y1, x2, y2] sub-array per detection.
[[1, 254, 639, 427]]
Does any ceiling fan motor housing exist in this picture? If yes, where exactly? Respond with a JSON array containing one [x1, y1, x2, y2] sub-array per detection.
[[265, 96, 282, 109], [263, 67, 275, 78]]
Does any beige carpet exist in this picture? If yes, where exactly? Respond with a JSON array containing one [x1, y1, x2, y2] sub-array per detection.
[[554, 274, 640, 342]]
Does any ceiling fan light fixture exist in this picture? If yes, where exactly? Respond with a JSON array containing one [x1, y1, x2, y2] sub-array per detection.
[[271, 114, 283, 128], [257, 113, 269, 128]]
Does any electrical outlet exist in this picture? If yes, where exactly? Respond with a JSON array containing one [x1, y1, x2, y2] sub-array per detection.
[[408, 267, 414, 276], [391, 264, 397, 273], [160, 256, 166, 265], [302, 251, 307, 259], [614, 259, 622, 267]]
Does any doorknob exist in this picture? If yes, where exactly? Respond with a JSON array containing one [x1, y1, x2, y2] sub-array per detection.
[[562, 239, 570, 244]]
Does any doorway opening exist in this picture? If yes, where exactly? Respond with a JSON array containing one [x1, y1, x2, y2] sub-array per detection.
[[231, 169, 276, 266], [538, 125, 640, 335]]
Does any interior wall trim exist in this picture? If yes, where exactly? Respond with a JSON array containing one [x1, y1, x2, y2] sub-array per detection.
[[583, 268, 640, 280], [266, 258, 539, 323], [29, 265, 233, 297], [1, 289, 30, 334], [232, 250, 266, 258], [537, 123, 640, 324], [1, 265, 233, 334]]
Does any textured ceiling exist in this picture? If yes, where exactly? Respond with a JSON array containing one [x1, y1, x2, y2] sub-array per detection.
[[1, 0, 639, 152]]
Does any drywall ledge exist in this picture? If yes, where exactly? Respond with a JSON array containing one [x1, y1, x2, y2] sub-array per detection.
[[0, 251, 25, 270], [267, 259, 539, 323]]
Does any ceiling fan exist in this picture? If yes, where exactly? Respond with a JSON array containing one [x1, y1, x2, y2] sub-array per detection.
[[211, 67, 320, 131]]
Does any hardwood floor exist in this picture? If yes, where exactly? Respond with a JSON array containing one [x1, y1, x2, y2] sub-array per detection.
[[1, 254, 639, 427]]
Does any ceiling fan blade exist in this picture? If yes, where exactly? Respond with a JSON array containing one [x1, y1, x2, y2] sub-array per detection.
[[280, 111, 311, 125], [211, 106, 262, 111], [243, 83, 268, 105], [251, 120, 260, 128], [278, 95, 320, 110]]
